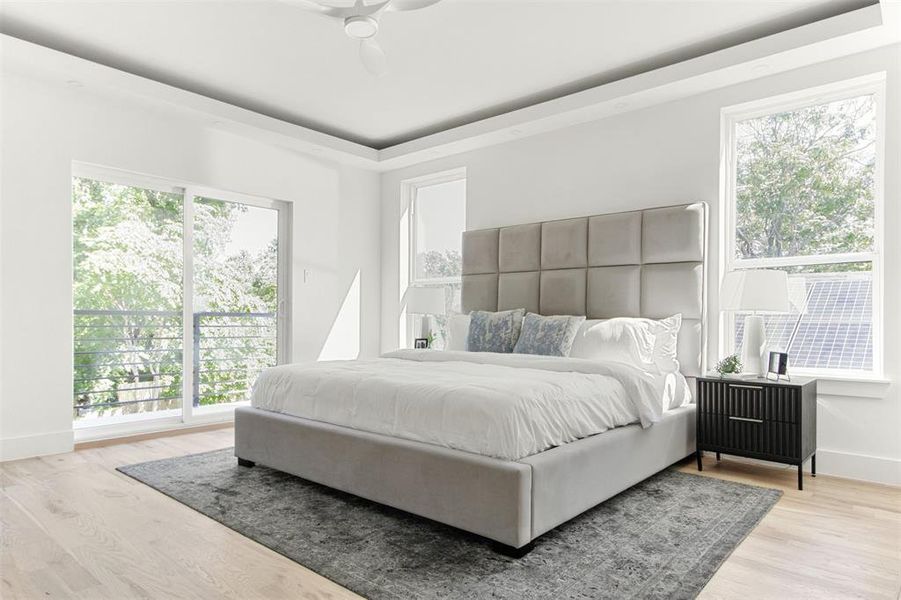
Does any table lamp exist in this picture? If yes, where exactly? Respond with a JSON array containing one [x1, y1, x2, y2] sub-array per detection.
[[403, 287, 446, 347], [720, 269, 791, 376]]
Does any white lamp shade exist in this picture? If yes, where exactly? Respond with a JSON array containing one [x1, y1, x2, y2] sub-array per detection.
[[720, 270, 791, 313], [404, 287, 446, 315]]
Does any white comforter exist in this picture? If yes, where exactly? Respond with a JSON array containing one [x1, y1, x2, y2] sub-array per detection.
[[251, 350, 684, 461]]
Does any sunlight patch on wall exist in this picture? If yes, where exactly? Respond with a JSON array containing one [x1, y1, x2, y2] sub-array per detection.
[[318, 270, 361, 360]]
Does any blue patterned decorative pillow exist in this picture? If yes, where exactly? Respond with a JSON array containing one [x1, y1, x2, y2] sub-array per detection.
[[467, 309, 526, 353], [513, 313, 586, 357]]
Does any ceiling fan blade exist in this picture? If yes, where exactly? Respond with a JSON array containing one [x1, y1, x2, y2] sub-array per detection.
[[276, 0, 349, 18], [299, 0, 355, 7], [386, 0, 442, 11], [359, 38, 389, 77]]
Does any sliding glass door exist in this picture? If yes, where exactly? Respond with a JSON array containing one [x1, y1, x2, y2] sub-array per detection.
[[72, 167, 288, 428], [73, 176, 185, 423], [190, 191, 284, 415]]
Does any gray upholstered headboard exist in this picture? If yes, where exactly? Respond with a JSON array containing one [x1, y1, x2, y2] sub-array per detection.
[[461, 202, 708, 376]]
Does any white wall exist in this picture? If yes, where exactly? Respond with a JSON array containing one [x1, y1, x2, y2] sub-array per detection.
[[0, 71, 381, 460], [381, 45, 901, 485]]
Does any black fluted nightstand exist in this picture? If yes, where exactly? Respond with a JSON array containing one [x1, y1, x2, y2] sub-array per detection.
[[696, 375, 817, 490]]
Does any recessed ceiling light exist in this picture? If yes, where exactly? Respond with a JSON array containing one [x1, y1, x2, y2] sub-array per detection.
[[615, 101, 629, 109], [66, 79, 83, 87], [344, 16, 378, 39]]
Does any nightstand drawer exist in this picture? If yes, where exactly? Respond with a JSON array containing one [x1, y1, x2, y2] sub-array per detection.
[[697, 380, 798, 423], [697, 414, 800, 460], [726, 383, 766, 420]]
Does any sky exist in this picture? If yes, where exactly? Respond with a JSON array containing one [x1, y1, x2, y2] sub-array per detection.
[[221, 202, 278, 257], [415, 178, 466, 253]]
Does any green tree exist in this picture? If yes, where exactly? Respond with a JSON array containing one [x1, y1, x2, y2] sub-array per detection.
[[734, 95, 875, 263]]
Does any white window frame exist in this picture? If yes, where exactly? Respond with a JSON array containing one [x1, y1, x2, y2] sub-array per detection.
[[71, 163, 292, 440], [398, 168, 466, 348], [719, 73, 886, 378], [405, 168, 467, 287]]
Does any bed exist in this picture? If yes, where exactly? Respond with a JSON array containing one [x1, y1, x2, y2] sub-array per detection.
[[235, 201, 708, 555]]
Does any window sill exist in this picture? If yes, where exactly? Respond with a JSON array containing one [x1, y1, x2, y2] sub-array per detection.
[[805, 374, 890, 384], [803, 374, 892, 399]]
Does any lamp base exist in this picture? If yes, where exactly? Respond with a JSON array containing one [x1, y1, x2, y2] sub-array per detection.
[[741, 314, 767, 376]]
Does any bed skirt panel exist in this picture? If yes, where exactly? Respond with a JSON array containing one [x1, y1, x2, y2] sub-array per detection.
[[234, 407, 533, 547], [522, 404, 696, 538]]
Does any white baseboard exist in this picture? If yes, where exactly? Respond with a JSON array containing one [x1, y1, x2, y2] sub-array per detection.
[[816, 449, 901, 486], [1, 412, 236, 462], [0, 429, 74, 462]]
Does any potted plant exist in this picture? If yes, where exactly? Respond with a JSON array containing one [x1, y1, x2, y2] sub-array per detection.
[[715, 354, 742, 378]]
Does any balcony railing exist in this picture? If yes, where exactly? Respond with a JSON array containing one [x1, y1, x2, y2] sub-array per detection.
[[74, 309, 276, 419]]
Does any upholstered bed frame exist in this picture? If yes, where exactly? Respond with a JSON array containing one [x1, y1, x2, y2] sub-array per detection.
[[461, 202, 708, 377], [235, 202, 707, 555]]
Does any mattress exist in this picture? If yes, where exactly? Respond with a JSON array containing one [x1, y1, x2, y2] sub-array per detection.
[[251, 350, 689, 461]]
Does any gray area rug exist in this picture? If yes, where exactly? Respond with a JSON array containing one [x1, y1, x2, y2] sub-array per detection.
[[119, 448, 781, 600]]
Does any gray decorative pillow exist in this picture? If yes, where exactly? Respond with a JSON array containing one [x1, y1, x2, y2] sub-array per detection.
[[513, 313, 586, 357], [467, 309, 526, 353]]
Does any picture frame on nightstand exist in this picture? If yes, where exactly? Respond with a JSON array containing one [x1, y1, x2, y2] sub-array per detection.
[[766, 351, 790, 381]]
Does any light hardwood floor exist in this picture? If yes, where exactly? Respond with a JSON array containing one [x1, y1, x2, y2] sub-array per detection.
[[1, 427, 899, 600]]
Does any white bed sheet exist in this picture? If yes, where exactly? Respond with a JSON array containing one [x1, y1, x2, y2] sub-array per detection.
[[251, 350, 685, 460]]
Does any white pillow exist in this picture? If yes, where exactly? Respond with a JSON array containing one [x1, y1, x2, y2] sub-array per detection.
[[569, 314, 683, 374], [569, 318, 657, 370], [651, 314, 682, 374], [445, 313, 471, 351]]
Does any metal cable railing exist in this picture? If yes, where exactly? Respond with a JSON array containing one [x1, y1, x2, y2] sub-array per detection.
[[192, 311, 276, 408], [74, 309, 276, 418]]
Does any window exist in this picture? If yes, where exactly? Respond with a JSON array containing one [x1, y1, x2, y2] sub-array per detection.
[[73, 165, 289, 428], [406, 170, 466, 348], [722, 75, 884, 376]]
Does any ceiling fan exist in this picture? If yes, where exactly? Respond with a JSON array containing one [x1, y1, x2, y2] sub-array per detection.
[[285, 0, 443, 76]]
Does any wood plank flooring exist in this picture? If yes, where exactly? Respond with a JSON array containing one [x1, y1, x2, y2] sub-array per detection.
[[1, 427, 898, 599]]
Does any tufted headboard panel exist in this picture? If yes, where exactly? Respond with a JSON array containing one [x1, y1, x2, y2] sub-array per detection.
[[461, 202, 708, 376]]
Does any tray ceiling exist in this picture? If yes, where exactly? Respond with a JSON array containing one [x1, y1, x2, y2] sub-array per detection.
[[0, 0, 877, 148]]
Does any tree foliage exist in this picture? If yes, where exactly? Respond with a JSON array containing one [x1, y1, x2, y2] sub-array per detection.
[[734, 95, 875, 262], [73, 178, 184, 312], [417, 249, 462, 280]]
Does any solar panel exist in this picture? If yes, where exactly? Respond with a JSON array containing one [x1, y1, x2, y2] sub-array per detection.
[[732, 272, 873, 371]]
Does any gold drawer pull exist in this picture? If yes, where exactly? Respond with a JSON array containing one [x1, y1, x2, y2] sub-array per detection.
[[730, 384, 763, 390], [729, 416, 763, 423]]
